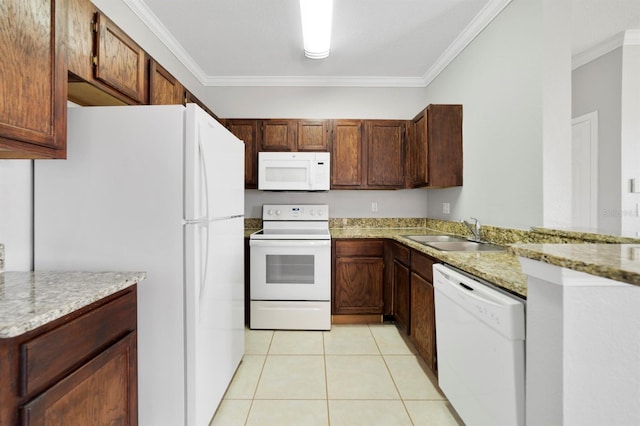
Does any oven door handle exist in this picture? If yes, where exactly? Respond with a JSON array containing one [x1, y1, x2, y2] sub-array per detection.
[[249, 239, 331, 247]]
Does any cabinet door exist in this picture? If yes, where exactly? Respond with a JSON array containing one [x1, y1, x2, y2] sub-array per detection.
[[393, 259, 410, 333], [149, 60, 184, 105], [22, 332, 137, 426], [408, 109, 428, 187], [297, 120, 329, 151], [67, 0, 95, 82], [227, 120, 259, 188], [331, 120, 364, 188], [410, 273, 436, 373], [334, 257, 384, 314], [426, 104, 463, 187], [260, 120, 296, 151], [367, 120, 405, 188], [0, 0, 67, 158], [94, 12, 146, 104]]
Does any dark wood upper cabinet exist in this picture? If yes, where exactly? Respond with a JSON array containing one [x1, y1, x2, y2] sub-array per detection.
[[366, 120, 406, 188], [330, 120, 365, 188], [0, 0, 67, 159], [260, 119, 297, 151], [94, 12, 147, 104], [149, 60, 184, 105], [227, 120, 259, 189], [408, 104, 463, 188], [297, 120, 329, 151]]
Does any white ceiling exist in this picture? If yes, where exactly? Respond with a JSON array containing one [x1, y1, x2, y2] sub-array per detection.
[[124, 0, 640, 87]]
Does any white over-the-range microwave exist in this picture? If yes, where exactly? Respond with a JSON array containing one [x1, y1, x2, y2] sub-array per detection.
[[258, 152, 330, 191]]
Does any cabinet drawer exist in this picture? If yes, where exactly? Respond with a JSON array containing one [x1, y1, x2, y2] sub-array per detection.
[[411, 251, 436, 282], [20, 289, 136, 396], [389, 241, 410, 265], [335, 239, 384, 257]]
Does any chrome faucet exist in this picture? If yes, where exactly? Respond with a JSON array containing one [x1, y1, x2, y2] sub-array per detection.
[[462, 217, 481, 242]]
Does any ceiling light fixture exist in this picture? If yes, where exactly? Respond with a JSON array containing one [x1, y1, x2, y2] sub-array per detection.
[[299, 0, 333, 59]]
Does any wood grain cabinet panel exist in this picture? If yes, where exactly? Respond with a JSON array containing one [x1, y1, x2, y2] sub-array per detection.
[[260, 120, 296, 151], [22, 333, 137, 426], [408, 104, 463, 188], [149, 60, 184, 105], [0, 0, 67, 158], [409, 250, 437, 374], [330, 120, 364, 188], [393, 259, 411, 333], [366, 120, 405, 188], [332, 240, 384, 315], [297, 120, 329, 151], [227, 119, 259, 188], [67, 0, 96, 82], [94, 12, 146, 104]]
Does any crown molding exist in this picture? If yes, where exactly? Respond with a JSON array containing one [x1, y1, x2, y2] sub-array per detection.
[[202, 75, 428, 88], [572, 30, 640, 70], [124, 0, 512, 88], [421, 0, 513, 87]]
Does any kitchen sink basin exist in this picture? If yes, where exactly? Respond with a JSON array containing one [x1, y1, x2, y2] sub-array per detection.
[[425, 241, 505, 252], [403, 235, 466, 243]]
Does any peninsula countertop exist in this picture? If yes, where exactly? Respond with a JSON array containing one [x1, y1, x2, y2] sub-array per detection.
[[0, 271, 146, 338], [510, 243, 640, 287]]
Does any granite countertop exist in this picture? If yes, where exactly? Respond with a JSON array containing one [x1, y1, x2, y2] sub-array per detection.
[[511, 243, 640, 286], [0, 271, 146, 338], [331, 227, 528, 297]]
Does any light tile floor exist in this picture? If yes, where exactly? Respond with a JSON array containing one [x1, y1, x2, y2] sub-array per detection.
[[210, 324, 464, 426]]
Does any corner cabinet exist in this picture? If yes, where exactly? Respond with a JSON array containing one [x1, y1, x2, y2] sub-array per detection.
[[0, 287, 138, 425], [332, 239, 384, 316], [0, 0, 67, 159], [408, 104, 463, 188]]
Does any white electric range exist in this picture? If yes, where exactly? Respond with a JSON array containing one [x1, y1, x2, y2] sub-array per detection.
[[249, 204, 331, 330]]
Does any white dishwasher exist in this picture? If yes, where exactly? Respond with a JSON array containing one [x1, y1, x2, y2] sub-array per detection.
[[433, 264, 525, 426]]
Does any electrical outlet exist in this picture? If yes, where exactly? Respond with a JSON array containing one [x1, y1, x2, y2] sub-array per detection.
[[442, 202, 450, 214], [371, 201, 378, 212]]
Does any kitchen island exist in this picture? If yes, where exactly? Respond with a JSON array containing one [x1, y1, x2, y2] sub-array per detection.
[[0, 271, 145, 425]]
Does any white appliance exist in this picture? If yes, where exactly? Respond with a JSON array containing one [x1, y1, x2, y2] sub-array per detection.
[[34, 104, 245, 426], [250, 204, 331, 330], [258, 151, 330, 191], [433, 264, 525, 426]]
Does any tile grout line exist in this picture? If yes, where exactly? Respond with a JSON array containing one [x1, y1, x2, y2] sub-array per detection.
[[323, 329, 331, 425], [369, 324, 417, 426], [245, 330, 275, 426]]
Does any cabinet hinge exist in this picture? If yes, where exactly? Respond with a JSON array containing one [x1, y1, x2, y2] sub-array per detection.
[[91, 20, 98, 33], [91, 55, 98, 66]]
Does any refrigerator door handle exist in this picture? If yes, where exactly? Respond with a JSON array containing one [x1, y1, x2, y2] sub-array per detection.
[[198, 130, 211, 221], [198, 221, 210, 320]]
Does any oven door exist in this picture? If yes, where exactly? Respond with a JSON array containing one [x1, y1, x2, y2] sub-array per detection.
[[250, 239, 331, 301]]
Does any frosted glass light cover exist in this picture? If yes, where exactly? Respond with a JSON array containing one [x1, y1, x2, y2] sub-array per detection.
[[300, 0, 333, 59]]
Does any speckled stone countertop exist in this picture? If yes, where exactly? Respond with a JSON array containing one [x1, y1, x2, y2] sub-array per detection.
[[331, 227, 528, 297], [0, 271, 146, 338], [511, 243, 640, 287]]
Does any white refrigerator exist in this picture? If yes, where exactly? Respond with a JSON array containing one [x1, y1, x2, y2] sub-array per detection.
[[34, 104, 245, 426]]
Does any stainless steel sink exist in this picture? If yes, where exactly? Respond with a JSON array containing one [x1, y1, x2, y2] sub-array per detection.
[[425, 241, 505, 252], [404, 235, 466, 243]]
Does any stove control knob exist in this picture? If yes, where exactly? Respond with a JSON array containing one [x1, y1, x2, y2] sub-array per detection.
[[267, 209, 273, 216], [317, 209, 324, 216], [310, 210, 316, 216], [275, 210, 281, 216]]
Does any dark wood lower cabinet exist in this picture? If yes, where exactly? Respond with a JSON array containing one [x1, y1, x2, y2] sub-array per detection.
[[409, 250, 437, 374], [410, 272, 437, 373], [22, 332, 137, 426], [392, 259, 410, 333], [332, 239, 384, 315], [0, 287, 138, 425]]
